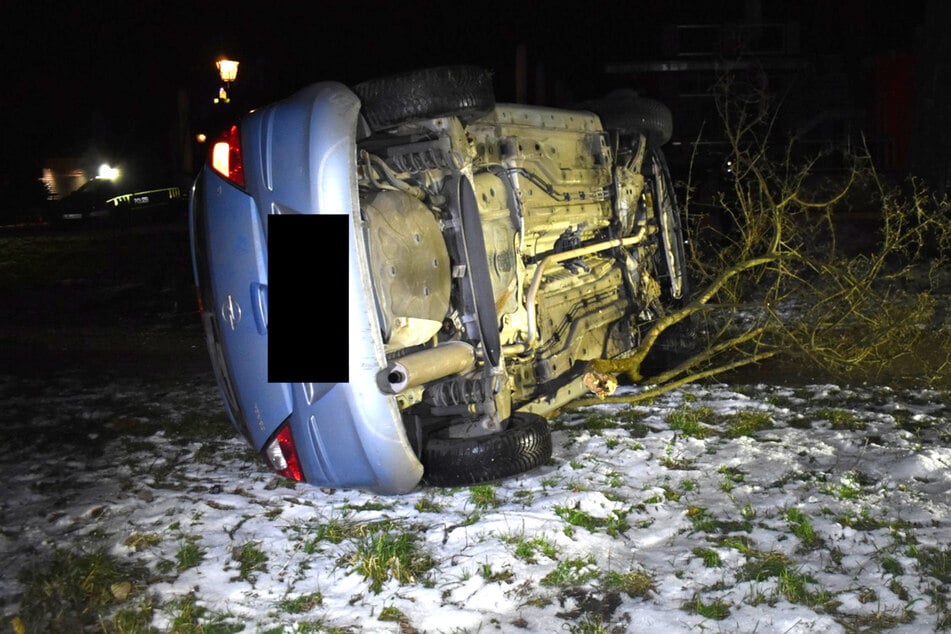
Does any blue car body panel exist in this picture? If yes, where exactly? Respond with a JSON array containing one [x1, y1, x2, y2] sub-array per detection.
[[190, 82, 424, 493]]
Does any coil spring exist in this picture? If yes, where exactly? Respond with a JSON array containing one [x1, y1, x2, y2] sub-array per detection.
[[424, 376, 487, 408]]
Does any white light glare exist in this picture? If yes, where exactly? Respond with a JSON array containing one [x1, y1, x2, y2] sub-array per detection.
[[98, 164, 119, 180]]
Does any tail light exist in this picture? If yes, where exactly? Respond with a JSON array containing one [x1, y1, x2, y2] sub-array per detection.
[[210, 125, 245, 188], [262, 420, 305, 482]]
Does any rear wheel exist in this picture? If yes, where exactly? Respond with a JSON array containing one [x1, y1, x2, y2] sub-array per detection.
[[353, 65, 495, 132], [583, 89, 673, 148], [422, 413, 552, 487], [642, 148, 698, 370], [648, 147, 688, 303]]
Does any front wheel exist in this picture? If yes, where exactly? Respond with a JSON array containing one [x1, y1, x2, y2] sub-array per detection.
[[352, 65, 495, 132], [422, 413, 552, 487]]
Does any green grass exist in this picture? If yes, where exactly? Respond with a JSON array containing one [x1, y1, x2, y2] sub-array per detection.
[[665, 405, 716, 439], [107, 597, 157, 634], [344, 501, 395, 512], [565, 615, 612, 634], [231, 541, 268, 584], [814, 408, 867, 431], [540, 556, 599, 587], [717, 465, 746, 493], [915, 546, 951, 583], [343, 527, 435, 593], [880, 556, 904, 577], [286, 516, 366, 554], [737, 550, 795, 582], [785, 508, 824, 550], [164, 593, 243, 634], [378, 606, 407, 622], [554, 503, 629, 537], [468, 484, 501, 509], [509, 535, 559, 563], [838, 506, 892, 531], [414, 497, 445, 513], [821, 471, 866, 500], [616, 407, 652, 437], [16, 548, 151, 634], [580, 413, 617, 433], [125, 532, 161, 551], [687, 506, 752, 535], [685, 594, 731, 620], [277, 592, 324, 614], [479, 562, 515, 583], [737, 550, 833, 607], [692, 547, 723, 568], [724, 410, 773, 437], [600, 569, 655, 598], [175, 542, 204, 572]]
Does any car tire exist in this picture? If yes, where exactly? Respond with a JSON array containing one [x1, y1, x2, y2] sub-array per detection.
[[584, 89, 673, 148], [422, 412, 552, 487], [353, 65, 495, 132], [648, 147, 689, 304]]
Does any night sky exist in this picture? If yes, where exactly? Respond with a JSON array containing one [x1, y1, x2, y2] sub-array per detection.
[[0, 0, 927, 185]]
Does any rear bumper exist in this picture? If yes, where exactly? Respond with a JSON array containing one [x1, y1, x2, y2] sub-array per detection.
[[189, 82, 423, 493]]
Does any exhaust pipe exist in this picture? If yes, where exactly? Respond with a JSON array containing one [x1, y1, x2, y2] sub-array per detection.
[[378, 341, 476, 394]]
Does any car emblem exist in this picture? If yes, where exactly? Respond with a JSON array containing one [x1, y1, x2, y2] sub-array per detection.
[[221, 295, 242, 330]]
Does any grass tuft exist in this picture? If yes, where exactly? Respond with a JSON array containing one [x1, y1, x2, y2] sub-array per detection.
[[278, 592, 324, 614], [554, 503, 629, 537], [785, 508, 824, 550], [164, 592, 243, 633], [510, 535, 559, 563], [175, 539, 205, 572], [343, 526, 435, 593], [414, 497, 445, 513], [600, 569, 655, 598], [916, 546, 951, 583], [665, 405, 716, 439], [469, 484, 501, 510], [231, 541, 268, 584], [814, 408, 867, 431], [540, 556, 599, 587], [479, 562, 515, 583], [692, 547, 723, 567], [16, 547, 151, 634], [685, 594, 731, 620], [724, 410, 773, 437], [687, 506, 752, 535]]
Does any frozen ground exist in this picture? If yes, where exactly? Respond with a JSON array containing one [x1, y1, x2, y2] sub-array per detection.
[[1, 371, 949, 633]]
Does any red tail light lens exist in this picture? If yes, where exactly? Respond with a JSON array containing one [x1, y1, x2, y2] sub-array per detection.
[[262, 420, 305, 482], [210, 125, 245, 188]]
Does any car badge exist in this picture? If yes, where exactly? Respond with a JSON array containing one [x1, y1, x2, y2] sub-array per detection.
[[221, 295, 242, 330]]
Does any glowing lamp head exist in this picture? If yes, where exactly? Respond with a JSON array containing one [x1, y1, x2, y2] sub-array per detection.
[[216, 59, 239, 83]]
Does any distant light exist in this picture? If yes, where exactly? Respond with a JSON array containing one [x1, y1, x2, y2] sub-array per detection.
[[196, 133, 207, 143], [216, 58, 239, 83], [214, 86, 230, 104], [98, 164, 119, 180]]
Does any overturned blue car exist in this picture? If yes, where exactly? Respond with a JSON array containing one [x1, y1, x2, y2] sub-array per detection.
[[189, 66, 686, 493]]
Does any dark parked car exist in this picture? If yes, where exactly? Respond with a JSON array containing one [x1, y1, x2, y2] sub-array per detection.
[[189, 66, 686, 493], [50, 177, 186, 226]]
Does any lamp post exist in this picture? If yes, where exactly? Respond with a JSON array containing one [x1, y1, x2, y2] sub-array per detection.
[[214, 58, 239, 104]]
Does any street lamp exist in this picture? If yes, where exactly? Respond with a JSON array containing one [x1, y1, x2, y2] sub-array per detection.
[[214, 58, 239, 104]]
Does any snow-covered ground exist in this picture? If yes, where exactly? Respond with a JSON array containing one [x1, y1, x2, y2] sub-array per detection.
[[1, 372, 949, 633]]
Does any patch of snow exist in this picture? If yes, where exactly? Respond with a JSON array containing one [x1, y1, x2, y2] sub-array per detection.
[[0, 374, 949, 632]]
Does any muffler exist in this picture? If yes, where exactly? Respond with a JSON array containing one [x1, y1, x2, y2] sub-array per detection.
[[378, 341, 476, 394]]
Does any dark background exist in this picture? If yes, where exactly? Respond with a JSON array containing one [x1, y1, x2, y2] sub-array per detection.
[[1, 0, 947, 218]]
